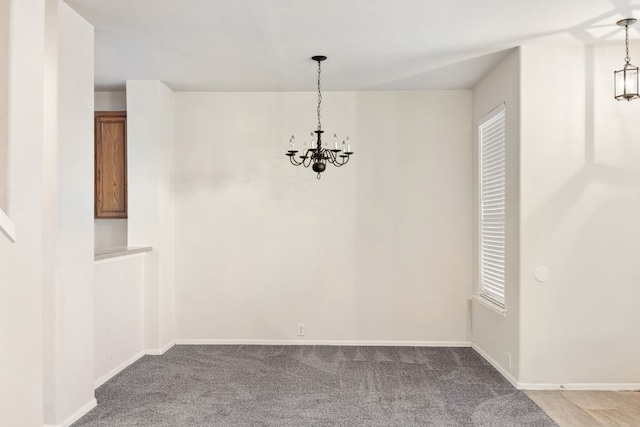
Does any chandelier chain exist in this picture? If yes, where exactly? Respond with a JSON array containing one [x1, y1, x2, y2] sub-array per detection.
[[626, 24, 631, 63], [317, 59, 322, 131]]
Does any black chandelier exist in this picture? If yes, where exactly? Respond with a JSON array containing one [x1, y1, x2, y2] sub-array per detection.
[[615, 18, 639, 101], [286, 55, 353, 179]]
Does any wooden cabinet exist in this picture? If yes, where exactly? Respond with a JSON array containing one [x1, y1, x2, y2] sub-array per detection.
[[95, 111, 127, 218]]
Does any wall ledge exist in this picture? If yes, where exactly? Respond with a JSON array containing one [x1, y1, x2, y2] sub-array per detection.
[[0, 207, 15, 242], [94, 245, 151, 261], [472, 294, 507, 317]]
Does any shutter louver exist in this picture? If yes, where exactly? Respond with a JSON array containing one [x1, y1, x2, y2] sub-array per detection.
[[480, 106, 506, 307]]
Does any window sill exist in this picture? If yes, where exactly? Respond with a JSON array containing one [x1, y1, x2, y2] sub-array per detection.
[[473, 294, 507, 317], [0, 207, 16, 242]]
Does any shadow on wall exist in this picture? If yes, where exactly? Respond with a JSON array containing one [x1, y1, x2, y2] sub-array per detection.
[[520, 39, 640, 383], [525, 44, 640, 253], [525, 4, 640, 243], [520, 2, 640, 267]]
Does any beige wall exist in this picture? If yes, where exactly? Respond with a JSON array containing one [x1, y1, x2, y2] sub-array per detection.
[[42, 0, 95, 424], [471, 49, 521, 383], [519, 43, 640, 387], [0, 0, 45, 425], [127, 80, 176, 353], [0, 0, 8, 212], [173, 90, 472, 344], [95, 90, 126, 111], [94, 255, 145, 386], [472, 43, 640, 388]]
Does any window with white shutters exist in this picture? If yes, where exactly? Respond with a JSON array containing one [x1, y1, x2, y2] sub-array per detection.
[[479, 104, 506, 308]]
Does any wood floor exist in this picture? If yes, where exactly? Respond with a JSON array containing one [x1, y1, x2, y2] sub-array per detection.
[[525, 390, 640, 427]]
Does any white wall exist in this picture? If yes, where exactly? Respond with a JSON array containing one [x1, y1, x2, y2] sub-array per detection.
[[472, 43, 640, 388], [0, 0, 8, 212], [94, 219, 127, 249], [42, 0, 95, 424], [174, 90, 472, 344], [471, 49, 521, 382], [0, 0, 46, 425], [95, 91, 126, 111], [127, 81, 176, 352], [518, 43, 640, 387], [94, 90, 127, 250], [353, 92, 472, 342], [94, 255, 145, 386]]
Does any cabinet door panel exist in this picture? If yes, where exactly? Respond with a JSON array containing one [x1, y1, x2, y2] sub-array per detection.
[[95, 113, 127, 218]]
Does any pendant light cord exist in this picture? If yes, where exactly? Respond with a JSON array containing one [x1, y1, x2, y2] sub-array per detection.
[[626, 24, 631, 63]]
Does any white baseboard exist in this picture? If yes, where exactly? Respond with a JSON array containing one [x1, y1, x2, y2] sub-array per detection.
[[94, 343, 177, 390], [519, 382, 640, 391], [471, 343, 518, 388], [176, 339, 472, 347], [471, 344, 640, 391], [146, 340, 176, 355], [44, 398, 97, 427], [94, 351, 146, 389]]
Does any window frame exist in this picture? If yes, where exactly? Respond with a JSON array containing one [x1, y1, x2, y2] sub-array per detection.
[[477, 103, 506, 311]]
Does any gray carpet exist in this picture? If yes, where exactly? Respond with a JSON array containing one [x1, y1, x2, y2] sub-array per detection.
[[73, 345, 556, 426]]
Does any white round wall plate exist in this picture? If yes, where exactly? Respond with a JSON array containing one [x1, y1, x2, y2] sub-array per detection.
[[534, 266, 551, 282]]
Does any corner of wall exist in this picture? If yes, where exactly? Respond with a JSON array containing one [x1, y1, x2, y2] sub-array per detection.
[[0, 0, 46, 425], [470, 47, 522, 383], [126, 80, 177, 353]]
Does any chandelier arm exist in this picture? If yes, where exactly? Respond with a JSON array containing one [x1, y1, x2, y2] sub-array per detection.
[[326, 150, 338, 165], [325, 153, 333, 164], [331, 151, 345, 166], [335, 157, 348, 168], [289, 155, 303, 166]]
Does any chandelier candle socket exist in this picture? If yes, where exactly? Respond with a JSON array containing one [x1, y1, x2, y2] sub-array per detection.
[[286, 56, 354, 179], [615, 18, 639, 101]]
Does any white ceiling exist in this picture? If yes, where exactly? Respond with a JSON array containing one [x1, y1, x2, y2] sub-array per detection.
[[65, 0, 640, 92]]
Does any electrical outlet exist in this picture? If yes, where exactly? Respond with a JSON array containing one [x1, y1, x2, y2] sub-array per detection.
[[507, 352, 512, 369], [297, 323, 305, 336]]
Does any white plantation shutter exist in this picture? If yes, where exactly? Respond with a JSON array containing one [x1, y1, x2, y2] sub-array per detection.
[[479, 104, 506, 307]]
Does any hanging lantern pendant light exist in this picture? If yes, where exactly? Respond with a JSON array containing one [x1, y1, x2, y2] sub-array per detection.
[[285, 56, 354, 179], [615, 18, 639, 101]]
